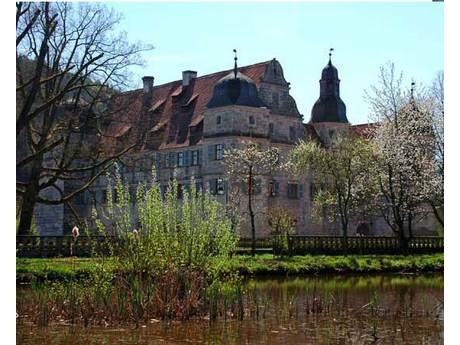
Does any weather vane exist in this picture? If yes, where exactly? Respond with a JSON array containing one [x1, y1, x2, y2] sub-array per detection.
[[329, 48, 334, 63], [411, 81, 415, 98], [233, 49, 238, 78]]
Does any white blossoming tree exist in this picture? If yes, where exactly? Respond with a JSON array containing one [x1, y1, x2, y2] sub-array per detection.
[[365, 63, 443, 250], [223, 142, 280, 256]]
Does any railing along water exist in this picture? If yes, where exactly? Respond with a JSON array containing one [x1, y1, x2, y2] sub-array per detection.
[[16, 235, 444, 257], [284, 235, 443, 255]]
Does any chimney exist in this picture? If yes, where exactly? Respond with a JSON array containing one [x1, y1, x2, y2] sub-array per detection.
[[142, 76, 154, 106], [142, 76, 154, 93], [182, 70, 197, 87]]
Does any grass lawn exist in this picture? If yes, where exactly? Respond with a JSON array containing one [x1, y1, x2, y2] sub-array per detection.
[[16, 253, 443, 282], [221, 253, 444, 275]]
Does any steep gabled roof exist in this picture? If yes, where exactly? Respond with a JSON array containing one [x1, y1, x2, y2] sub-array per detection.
[[101, 61, 271, 153]]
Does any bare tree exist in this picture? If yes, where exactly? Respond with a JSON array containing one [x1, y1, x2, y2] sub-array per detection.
[[16, 2, 152, 234], [223, 142, 280, 256]]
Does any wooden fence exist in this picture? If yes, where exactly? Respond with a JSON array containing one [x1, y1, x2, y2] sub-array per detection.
[[16, 235, 443, 258]]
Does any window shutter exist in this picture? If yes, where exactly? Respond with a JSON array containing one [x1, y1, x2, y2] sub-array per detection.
[[168, 152, 177, 167], [224, 180, 228, 194], [298, 184, 303, 198], [208, 145, 215, 161], [274, 181, 279, 196], [207, 179, 217, 195], [211, 179, 217, 195], [183, 151, 190, 166]]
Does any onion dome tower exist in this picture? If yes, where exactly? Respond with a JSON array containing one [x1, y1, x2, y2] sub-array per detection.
[[207, 49, 265, 108], [310, 49, 348, 123]]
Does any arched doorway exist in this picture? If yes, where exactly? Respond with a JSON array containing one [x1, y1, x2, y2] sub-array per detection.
[[356, 223, 371, 236]]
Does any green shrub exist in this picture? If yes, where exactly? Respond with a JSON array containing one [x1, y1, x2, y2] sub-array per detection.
[[92, 168, 238, 276]]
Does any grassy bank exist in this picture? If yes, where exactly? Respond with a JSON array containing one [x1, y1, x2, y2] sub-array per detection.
[[17, 253, 443, 283], [221, 254, 443, 275]]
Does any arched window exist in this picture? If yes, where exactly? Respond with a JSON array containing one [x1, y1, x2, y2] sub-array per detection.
[[249, 116, 255, 125]]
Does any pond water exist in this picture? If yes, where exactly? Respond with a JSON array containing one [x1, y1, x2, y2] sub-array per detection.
[[17, 274, 443, 345]]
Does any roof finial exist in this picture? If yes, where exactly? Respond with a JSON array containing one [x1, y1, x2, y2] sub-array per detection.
[[410, 80, 415, 99], [233, 49, 238, 78], [329, 48, 334, 64]]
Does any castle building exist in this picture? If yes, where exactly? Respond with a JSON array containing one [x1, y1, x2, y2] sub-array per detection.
[[33, 53, 437, 237]]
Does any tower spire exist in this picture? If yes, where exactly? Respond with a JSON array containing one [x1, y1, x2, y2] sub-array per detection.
[[329, 48, 334, 65], [410, 81, 415, 99], [233, 49, 238, 78]]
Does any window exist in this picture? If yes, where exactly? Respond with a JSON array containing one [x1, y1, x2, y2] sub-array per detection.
[[102, 190, 109, 203], [74, 192, 84, 204], [249, 116, 255, 125], [208, 178, 226, 196], [177, 152, 184, 167], [289, 126, 296, 141], [191, 150, 200, 166], [167, 152, 177, 167], [272, 93, 279, 107], [268, 180, 279, 197], [269, 123, 274, 136], [208, 144, 224, 161], [176, 151, 189, 167], [195, 181, 203, 195], [217, 116, 221, 125], [287, 183, 303, 199], [329, 130, 335, 139], [155, 153, 162, 168], [216, 144, 224, 160], [177, 184, 183, 199], [216, 178, 225, 195]]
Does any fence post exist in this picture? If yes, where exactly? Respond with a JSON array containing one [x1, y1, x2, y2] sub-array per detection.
[[288, 236, 293, 257]]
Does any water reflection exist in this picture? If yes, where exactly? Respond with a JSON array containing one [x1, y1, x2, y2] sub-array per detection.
[[17, 274, 443, 345]]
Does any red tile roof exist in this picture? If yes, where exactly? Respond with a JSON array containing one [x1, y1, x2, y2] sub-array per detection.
[[102, 61, 271, 153], [351, 122, 378, 139]]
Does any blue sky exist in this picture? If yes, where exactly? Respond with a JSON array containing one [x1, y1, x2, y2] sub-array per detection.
[[109, 2, 443, 125]]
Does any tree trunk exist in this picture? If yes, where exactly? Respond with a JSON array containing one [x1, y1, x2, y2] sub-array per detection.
[[397, 220, 408, 255], [429, 201, 444, 228], [248, 170, 256, 256], [408, 212, 413, 239], [17, 157, 43, 235], [342, 222, 348, 256]]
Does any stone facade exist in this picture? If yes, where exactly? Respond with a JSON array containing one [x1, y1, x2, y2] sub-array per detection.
[[33, 57, 437, 237]]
